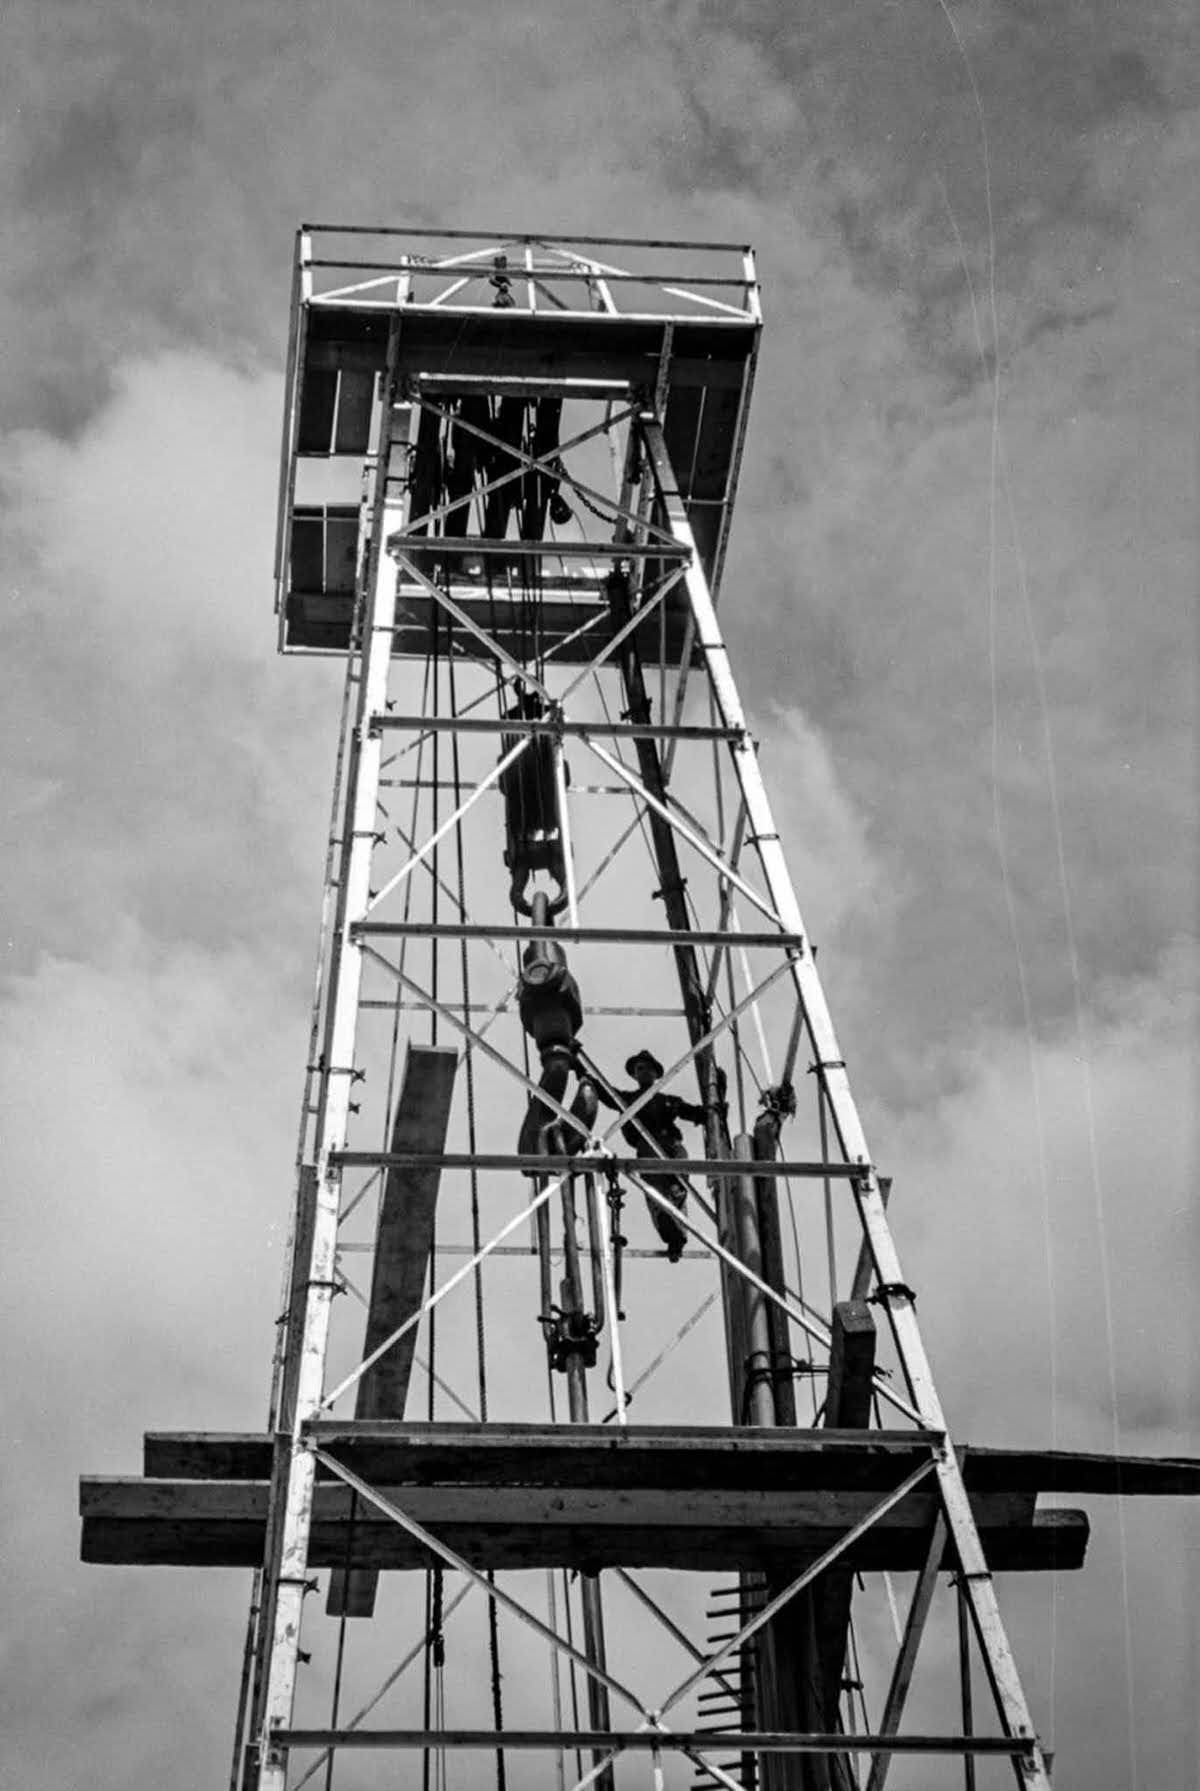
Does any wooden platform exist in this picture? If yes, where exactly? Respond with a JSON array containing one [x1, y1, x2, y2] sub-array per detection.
[[279, 294, 758, 655], [85, 1422, 1200, 1576], [285, 569, 702, 664]]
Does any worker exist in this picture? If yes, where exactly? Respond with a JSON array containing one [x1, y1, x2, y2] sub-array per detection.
[[516, 901, 592, 1163], [594, 1050, 709, 1261], [498, 686, 568, 917]]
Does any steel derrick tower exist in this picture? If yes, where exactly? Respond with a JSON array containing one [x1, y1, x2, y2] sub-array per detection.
[[81, 228, 1197, 1791]]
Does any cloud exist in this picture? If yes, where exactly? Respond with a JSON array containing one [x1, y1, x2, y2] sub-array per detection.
[[854, 942, 1199, 1784], [0, 352, 338, 973], [1, 937, 295, 1790]]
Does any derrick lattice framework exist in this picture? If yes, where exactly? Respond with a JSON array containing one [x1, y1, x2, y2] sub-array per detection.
[[81, 228, 1197, 1791]]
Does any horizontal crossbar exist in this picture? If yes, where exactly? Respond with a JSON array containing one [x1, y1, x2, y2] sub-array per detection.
[[272, 1728, 1032, 1757], [330, 1152, 866, 1179], [370, 715, 741, 742], [388, 535, 688, 560], [352, 922, 803, 951], [415, 376, 633, 398]]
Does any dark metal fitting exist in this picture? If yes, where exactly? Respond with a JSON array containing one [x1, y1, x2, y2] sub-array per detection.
[[869, 1281, 918, 1307], [546, 1308, 600, 1373], [807, 1058, 846, 1075], [760, 1081, 797, 1119]]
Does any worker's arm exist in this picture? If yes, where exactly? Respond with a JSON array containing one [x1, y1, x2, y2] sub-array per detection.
[[679, 1063, 728, 1127], [587, 1071, 625, 1113]]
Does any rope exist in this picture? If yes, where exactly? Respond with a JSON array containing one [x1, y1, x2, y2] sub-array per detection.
[[448, 638, 507, 1789], [421, 621, 441, 1791], [323, 1500, 353, 1791]]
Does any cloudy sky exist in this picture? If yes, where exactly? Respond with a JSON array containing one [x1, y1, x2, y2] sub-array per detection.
[[2, 2, 1196, 1788]]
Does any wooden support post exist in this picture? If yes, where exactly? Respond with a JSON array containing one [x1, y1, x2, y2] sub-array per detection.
[[327, 1044, 458, 1617], [752, 1127, 797, 1428], [732, 1146, 826, 1791], [734, 1136, 775, 1430], [816, 1303, 878, 1750], [279, 1168, 318, 1434]]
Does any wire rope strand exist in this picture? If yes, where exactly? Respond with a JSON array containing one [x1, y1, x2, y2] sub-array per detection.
[[448, 636, 507, 1788], [421, 622, 442, 1791], [545, 1364, 585, 1785]]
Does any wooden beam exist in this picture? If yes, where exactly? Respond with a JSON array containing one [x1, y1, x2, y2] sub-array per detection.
[[328, 1044, 457, 1618], [815, 1301, 878, 1726], [145, 1424, 938, 1486], [80, 1502, 1088, 1574], [823, 1303, 876, 1432], [279, 1168, 317, 1432], [84, 1478, 1033, 1532], [138, 1425, 1200, 1497]]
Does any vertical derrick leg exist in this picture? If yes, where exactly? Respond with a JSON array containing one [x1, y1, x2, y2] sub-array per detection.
[[605, 567, 730, 1152], [727, 1138, 830, 1791], [557, 1181, 615, 1791], [638, 410, 1054, 1791], [252, 327, 410, 1791]]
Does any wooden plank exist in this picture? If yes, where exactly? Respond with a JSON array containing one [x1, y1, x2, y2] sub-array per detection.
[[327, 1044, 457, 1619], [960, 1447, 1200, 1496], [140, 1425, 1200, 1496], [816, 1302, 878, 1739], [284, 587, 704, 666], [278, 1168, 317, 1432], [147, 1423, 934, 1485], [84, 1477, 1034, 1531], [79, 1506, 1089, 1574], [333, 369, 375, 455]]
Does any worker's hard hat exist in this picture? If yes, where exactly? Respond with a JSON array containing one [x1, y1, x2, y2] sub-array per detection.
[[625, 1049, 664, 1079]]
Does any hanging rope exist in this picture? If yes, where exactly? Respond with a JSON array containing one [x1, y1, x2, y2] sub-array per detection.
[[448, 636, 507, 1788], [421, 616, 443, 1791]]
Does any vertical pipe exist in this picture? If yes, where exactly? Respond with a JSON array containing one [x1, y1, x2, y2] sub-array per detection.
[[592, 1179, 628, 1429], [559, 1281, 615, 1791], [535, 1179, 554, 1322], [561, 1175, 584, 1314], [584, 1174, 607, 1323], [957, 1579, 977, 1791], [734, 1135, 774, 1428], [551, 733, 579, 927], [820, 1089, 837, 1314]]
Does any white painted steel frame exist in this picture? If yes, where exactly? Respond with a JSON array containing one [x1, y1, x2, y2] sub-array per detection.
[[255, 283, 1049, 1791], [639, 409, 1053, 1788], [255, 318, 410, 1789]]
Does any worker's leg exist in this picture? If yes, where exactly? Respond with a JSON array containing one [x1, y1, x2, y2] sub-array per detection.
[[518, 1046, 573, 1158], [642, 1173, 689, 1262]]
